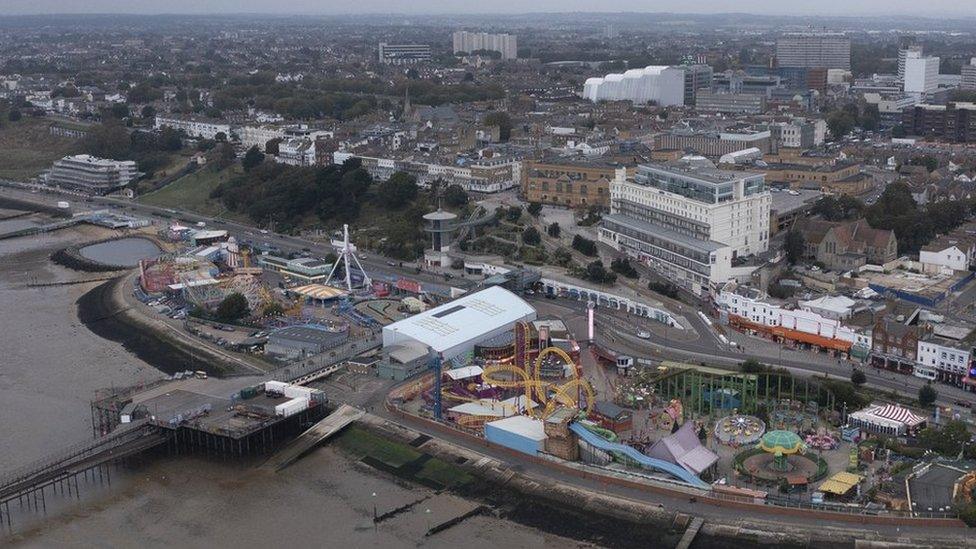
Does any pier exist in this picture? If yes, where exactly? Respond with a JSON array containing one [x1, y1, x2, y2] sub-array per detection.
[[262, 404, 364, 471]]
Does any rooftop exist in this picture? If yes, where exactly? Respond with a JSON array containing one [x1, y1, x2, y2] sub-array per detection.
[[383, 286, 536, 355]]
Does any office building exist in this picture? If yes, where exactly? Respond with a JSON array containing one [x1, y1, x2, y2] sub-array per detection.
[[775, 33, 851, 70], [902, 102, 976, 143], [653, 129, 774, 157], [681, 64, 714, 106], [903, 51, 940, 96], [521, 158, 629, 208], [599, 161, 770, 296], [378, 43, 432, 65], [767, 118, 826, 149], [694, 91, 766, 114], [45, 154, 141, 195], [960, 58, 976, 91], [582, 66, 686, 106], [452, 31, 517, 60]]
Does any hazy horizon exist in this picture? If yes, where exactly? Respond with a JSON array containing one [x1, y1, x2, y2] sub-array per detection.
[[4, 0, 976, 18]]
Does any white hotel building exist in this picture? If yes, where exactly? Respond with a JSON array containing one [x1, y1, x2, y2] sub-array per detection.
[[599, 162, 770, 295], [154, 116, 231, 140]]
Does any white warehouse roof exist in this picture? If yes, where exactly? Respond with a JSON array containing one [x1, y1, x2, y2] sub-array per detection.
[[382, 286, 536, 358]]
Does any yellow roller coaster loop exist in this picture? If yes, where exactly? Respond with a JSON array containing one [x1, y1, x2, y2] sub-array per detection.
[[480, 346, 594, 419]]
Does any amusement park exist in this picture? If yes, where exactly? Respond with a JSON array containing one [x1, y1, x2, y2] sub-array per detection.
[[379, 284, 962, 514]]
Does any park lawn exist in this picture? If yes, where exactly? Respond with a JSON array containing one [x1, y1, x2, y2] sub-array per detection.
[[139, 163, 246, 219], [0, 117, 78, 181]]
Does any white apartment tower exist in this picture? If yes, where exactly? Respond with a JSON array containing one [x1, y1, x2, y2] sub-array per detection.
[[903, 51, 940, 97], [599, 161, 770, 296], [452, 31, 517, 60], [898, 44, 923, 83]]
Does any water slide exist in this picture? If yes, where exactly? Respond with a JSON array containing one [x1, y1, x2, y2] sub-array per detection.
[[568, 422, 710, 489]]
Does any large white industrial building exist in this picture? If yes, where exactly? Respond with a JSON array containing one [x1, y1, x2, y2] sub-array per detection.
[[582, 66, 686, 106], [379, 286, 536, 380]]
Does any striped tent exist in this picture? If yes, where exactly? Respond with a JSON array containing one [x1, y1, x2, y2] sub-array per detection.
[[848, 403, 927, 436], [870, 404, 926, 427]]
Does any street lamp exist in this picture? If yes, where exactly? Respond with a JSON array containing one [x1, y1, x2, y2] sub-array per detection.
[[372, 492, 377, 523], [424, 508, 432, 533]]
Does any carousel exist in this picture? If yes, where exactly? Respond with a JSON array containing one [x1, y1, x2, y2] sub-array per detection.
[[714, 413, 766, 447]]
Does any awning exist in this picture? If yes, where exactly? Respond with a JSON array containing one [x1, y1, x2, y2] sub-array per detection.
[[818, 471, 862, 495], [730, 315, 852, 352], [288, 284, 347, 300]]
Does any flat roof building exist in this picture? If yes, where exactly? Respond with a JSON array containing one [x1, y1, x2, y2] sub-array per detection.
[[45, 154, 141, 195], [776, 33, 851, 70], [382, 285, 536, 365], [600, 160, 770, 296]]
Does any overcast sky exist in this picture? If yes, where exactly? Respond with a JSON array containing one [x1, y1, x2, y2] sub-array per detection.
[[3, 0, 975, 17]]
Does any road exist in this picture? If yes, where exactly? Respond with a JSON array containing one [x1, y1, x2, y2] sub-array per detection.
[[529, 295, 976, 413], [5, 182, 973, 409]]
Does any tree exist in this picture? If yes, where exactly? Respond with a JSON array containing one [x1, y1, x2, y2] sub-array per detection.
[[610, 257, 639, 278], [572, 234, 598, 256], [547, 222, 561, 238], [917, 420, 970, 456], [584, 260, 616, 285], [214, 131, 227, 142], [7, 109, 21, 122], [377, 172, 419, 209], [212, 142, 236, 169], [740, 359, 766, 373], [265, 137, 282, 155], [827, 109, 856, 140], [522, 226, 541, 246], [812, 195, 864, 221], [918, 382, 938, 407], [140, 105, 156, 119], [504, 205, 522, 223], [216, 293, 249, 322], [484, 111, 513, 141], [527, 202, 543, 216], [442, 184, 468, 208], [78, 122, 131, 159], [242, 146, 265, 171], [851, 369, 867, 387], [784, 229, 805, 264]]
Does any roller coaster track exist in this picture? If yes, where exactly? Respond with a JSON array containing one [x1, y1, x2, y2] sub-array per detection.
[[481, 345, 595, 419]]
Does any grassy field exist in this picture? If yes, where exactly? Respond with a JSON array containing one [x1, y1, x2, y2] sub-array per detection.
[[139, 164, 244, 219], [0, 117, 78, 181]]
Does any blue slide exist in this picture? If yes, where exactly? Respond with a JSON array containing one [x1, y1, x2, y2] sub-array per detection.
[[569, 422, 710, 489]]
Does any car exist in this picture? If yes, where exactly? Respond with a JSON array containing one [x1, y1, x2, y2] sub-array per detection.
[[260, 229, 269, 234], [387, 261, 396, 267], [954, 399, 973, 409], [637, 330, 651, 339]]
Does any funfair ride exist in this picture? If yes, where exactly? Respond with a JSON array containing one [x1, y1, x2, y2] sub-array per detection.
[[326, 224, 371, 292], [480, 321, 595, 419]]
